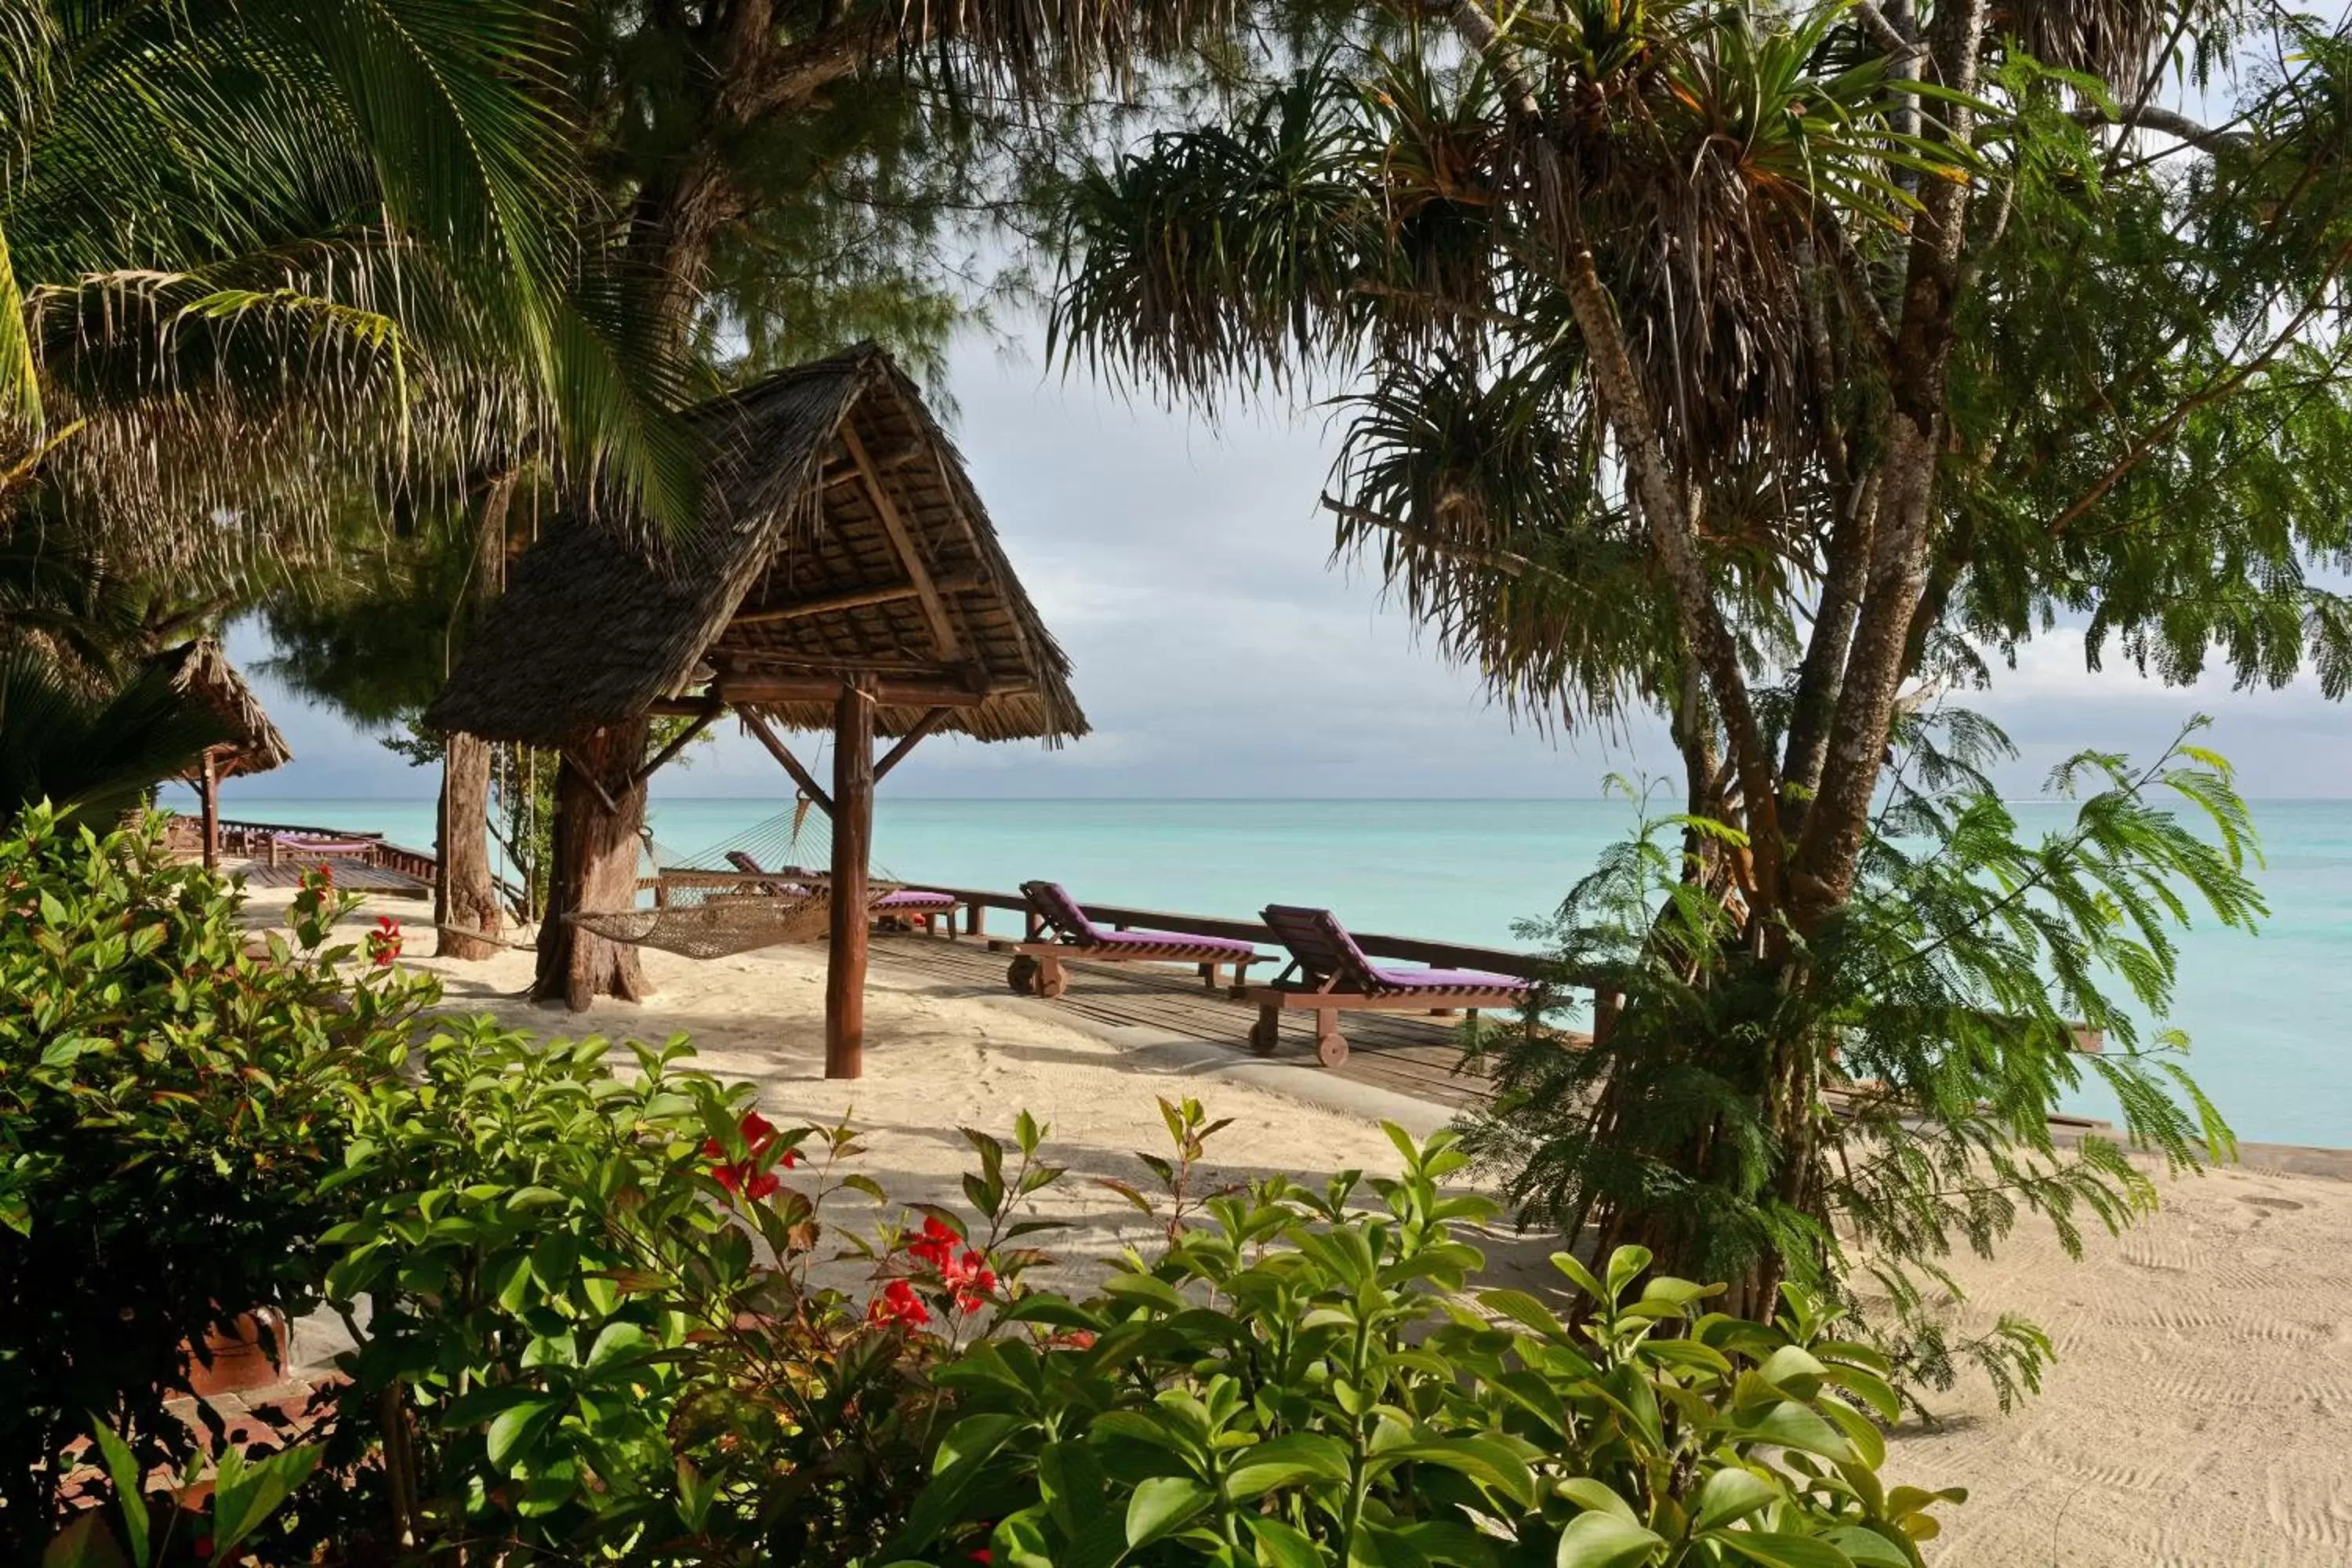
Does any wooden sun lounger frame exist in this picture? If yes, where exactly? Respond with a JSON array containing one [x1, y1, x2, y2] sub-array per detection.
[[986, 937, 1270, 999], [1243, 902, 1536, 1069], [1240, 977, 1531, 1069], [265, 834, 379, 869], [988, 882, 1270, 998]]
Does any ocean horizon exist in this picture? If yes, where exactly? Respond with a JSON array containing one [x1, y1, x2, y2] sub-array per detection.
[[173, 789, 2352, 1149]]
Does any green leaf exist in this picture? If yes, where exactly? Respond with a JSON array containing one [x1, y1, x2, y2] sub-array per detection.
[[1555, 1512, 1662, 1568], [506, 1185, 567, 1211], [1478, 1287, 1569, 1339], [1226, 1433, 1352, 1500], [1555, 1477, 1639, 1524], [89, 1423, 149, 1567], [1756, 1346, 1828, 1399], [1604, 1246, 1653, 1301], [583, 1320, 648, 1370], [1370, 1437, 1537, 1508], [1696, 1468, 1780, 1530], [1823, 1527, 1914, 1568], [210, 1444, 321, 1559], [1101, 1272, 1189, 1312], [1709, 1531, 1855, 1568], [1125, 1476, 1212, 1548], [1246, 1513, 1323, 1568], [1728, 1399, 1856, 1464], [486, 1397, 562, 1468]]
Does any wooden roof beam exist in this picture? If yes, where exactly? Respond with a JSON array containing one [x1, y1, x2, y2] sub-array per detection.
[[842, 424, 963, 662], [731, 569, 985, 626], [718, 674, 1000, 709], [873, 706, 953, 784], [738, 710, 834, 816]]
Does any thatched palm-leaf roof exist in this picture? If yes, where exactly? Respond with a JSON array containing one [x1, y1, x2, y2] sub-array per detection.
[[425, 344, 1086, 747], [151, 637, 292, 779]]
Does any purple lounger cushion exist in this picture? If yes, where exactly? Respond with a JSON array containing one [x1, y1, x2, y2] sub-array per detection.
[[1022, 882, 1257, 956], [1089, 927, 1258, 957], [1364, 964, 1527, 993], [1262, 903, 1527, 995], [877, 889, 957, 912]]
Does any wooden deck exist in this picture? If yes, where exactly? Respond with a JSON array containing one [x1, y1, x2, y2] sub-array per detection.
[[235, 858, 434, 899], [869, 931, 1503, 1109]]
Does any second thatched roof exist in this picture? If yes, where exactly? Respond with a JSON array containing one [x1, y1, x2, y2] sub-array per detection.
[[425, 344, 1086, 747], [150, 637, 293, 779]]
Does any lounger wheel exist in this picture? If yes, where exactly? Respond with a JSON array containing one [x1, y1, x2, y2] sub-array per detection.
[[1006, 955, 1040, 994], [1315, 1031, 1348, 1069], [1247, 1016, 1279, 1056]]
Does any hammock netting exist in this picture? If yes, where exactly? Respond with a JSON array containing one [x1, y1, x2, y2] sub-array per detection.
[[565, 796, 909, 960]]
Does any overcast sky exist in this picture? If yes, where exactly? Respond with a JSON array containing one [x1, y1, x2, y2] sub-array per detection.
[[225, 329, 2352, 803]]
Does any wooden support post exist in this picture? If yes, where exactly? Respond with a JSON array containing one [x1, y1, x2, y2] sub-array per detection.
[[199, 750, 220, 872], [739, 710, 835, 815], [826, 682, 876, 1080]]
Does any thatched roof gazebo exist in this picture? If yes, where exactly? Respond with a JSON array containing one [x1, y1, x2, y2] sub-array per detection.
[[427, 343, 1086, 1072], [150, 637, 293, 869]]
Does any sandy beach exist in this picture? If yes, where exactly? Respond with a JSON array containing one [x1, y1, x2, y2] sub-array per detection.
[[284, 887, 2352, 1567]]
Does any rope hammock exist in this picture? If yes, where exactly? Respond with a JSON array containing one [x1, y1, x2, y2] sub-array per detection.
[[563, 794, 909, 960]]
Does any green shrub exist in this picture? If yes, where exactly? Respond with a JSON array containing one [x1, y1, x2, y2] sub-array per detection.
[[0, 806, 423, 1547], [312, 1025, 1067, 1563], [889, 1117, 1961, 1568]]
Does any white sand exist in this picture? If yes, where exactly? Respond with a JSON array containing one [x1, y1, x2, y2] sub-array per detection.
[[263, 887, 2352, 1566]]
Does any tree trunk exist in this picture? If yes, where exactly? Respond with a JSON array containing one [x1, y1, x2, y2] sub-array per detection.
[[436, 733, 501, 959], [532, 719, 649, 1010], [435, 474, 516, 959]]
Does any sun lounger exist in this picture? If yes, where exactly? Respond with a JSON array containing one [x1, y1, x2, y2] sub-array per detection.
[[723, 851, 963, 935], [991, 880, 1269, 998], [266, 833, 379, 869], [1243, 903, 1534, 1067]]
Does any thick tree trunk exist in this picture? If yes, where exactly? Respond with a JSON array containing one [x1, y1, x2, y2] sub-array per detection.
[[532, 719, 649, 1010], [435, 474, 516, 959], [436, 734, 502, 959]]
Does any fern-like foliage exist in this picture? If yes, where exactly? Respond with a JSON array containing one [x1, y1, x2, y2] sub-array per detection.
[[1461, 715, 2262, 1405]]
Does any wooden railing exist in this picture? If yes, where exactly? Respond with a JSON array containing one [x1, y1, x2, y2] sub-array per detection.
[[200, 817, 437, 889], [909, 884, 1569, 985]]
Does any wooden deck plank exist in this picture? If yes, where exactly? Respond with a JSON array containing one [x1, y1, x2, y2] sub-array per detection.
[[869, 932, 1495, 1109]]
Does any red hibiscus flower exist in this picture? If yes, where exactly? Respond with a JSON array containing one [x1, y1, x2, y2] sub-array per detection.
[[704, 1111, 794, 1199], [907, 1215, 959, 1270], [942, 1248, 998, 1314], [367, 914, 403, 967], [866, 1278, 930, 1330]]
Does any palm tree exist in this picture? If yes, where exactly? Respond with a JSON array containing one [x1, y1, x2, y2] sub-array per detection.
[[1, 0, 709, 911], [0, 648, 227, 828], [1049, 0, 2352, 1329]]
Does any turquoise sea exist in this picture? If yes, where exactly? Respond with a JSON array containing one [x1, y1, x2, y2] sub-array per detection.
[[177, 791, 2352, 1148]]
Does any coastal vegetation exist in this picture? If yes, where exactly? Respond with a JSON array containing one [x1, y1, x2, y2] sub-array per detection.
[[1047, 0, 2345, 1379], [5, 815, 1962, 1563], [4, 0, 2350, 1559]]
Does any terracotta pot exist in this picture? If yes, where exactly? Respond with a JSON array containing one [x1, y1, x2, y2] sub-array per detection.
[[184, 1309, 288, 1397]]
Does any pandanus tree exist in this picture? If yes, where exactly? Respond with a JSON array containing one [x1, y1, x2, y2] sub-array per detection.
[[1051, 0, 2352, 1374]]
